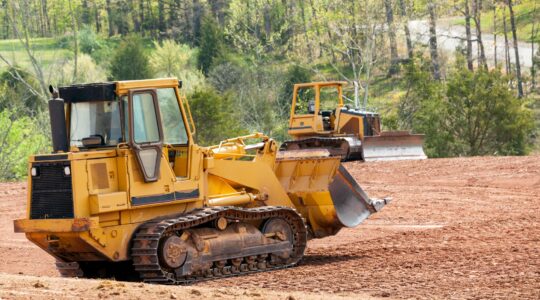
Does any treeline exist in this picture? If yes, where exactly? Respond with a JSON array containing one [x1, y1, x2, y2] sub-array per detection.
[[0, 0, 538, 180]]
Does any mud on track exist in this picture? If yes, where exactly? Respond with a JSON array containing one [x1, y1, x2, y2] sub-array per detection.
[[1, 156, 539, 299]]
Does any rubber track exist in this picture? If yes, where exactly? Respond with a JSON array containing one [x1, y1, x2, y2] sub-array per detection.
[[131, 206, 307, 284]]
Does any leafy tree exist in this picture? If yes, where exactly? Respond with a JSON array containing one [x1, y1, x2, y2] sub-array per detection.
[[0, 67, 44, 115], [52, 54, 107, 85], [445, 62, 533, 156], [109, 36, 153, 80], [399, 56, 534, 157], [188, 88, 245, 145], [149, 40, 206, 93], [0, 108, 49, 180], [198, 17, 224, 75], [278, 65, 312, 116], [398, 58, 450, 157]]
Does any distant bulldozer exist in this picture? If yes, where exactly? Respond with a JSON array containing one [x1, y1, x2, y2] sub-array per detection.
[[281, 81, 426, 161], [14, 78, 389, 283]]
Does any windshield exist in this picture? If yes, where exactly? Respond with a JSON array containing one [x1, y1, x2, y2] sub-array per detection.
[[320, 86, 339, 111], [70, 101, 122, 147]]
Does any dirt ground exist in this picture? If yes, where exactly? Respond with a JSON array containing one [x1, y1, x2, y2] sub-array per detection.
[[0, 156, 539, 299]]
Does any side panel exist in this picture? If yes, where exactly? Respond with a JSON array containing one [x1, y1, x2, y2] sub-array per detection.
[[208, 159, 294, 208]]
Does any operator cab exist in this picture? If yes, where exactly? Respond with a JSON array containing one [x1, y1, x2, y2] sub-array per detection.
[[57, 79, 193, 182], [289, 81, 346, 134]]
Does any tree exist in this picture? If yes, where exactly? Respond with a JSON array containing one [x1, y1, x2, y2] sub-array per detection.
[[398, 0, 413, 59], [399, 55, 534, 157], [188, 88, 245, 145], [109, 36, 153, 80], [427, 1, 441, 80], [445, 63, 532, 155], [472, 0, 487, 69], [507, 0, 523, 98], [198, 17, 224, 75], [384, 0, 399, 74]]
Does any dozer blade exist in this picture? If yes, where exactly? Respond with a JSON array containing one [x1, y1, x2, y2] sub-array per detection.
[[329, 165, 390, 228], [362, 131, 427, 161]]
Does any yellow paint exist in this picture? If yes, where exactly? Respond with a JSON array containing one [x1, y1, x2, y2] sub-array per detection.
[[15, 78, 357, 265]]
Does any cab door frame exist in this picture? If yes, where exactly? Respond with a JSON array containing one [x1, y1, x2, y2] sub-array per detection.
[[127, 88, 164, 182]]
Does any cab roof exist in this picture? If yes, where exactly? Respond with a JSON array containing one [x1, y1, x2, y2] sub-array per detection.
[[57, 78, 181, 103]]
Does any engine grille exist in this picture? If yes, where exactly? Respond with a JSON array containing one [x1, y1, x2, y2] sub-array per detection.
[[30, 162, 74, 219]]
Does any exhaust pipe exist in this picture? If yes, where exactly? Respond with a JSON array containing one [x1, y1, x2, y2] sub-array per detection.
[[48, 85, 69, 153]]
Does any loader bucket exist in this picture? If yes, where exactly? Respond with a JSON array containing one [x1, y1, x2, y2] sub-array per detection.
[[329, 165, 389, 227], [275, 151, 389, 238], [363, 131, 427, 161]]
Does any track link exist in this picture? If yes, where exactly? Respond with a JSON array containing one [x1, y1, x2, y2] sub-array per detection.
[[131, 206, 307, 284]]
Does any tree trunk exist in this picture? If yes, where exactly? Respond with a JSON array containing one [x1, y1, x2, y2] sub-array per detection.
[[299, 0, 313, 59], [158, 0, 165, 34], [464, 0, 474, 70], [94, 1, 101, 33], [530, 0, 537, 90], [473, 0, 488, 69], [507, 0, 523, 98], [209, 0, 226, 26], [384, 0, 399, 74], [493, 4, 497, 67], [41, 0, 50, 36], [428, 1, 441, 80], [81, 0, 90, 26], [139, 0, 145, 35], [68, 0, 78, 82], [398, 0, 413, 59], [503, 6, 510, 75], [192, 0, 203, 45], [308, 0, 324, 58], [106, 0, 114, 37], [182, 0, 191, 42]]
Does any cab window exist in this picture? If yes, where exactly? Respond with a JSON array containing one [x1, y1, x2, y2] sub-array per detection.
[[319, 86, 339, 111], [132, 92, 160, 143], [295, 87, 316, 114], [156, 88, 188, 144]]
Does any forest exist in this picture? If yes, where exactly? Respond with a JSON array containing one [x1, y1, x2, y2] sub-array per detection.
[[0, 0, 538, 179]]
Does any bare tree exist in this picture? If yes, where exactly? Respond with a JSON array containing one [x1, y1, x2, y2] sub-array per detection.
[[502, 5, 511, 75], [507, 0, 523, 98], [428, 1, 441, 80], [68, 0, 78, 82], [531, 0, 538, 90], [463, 0, 474, 70], [106, 0, 114, 36], [472, 0, 488, 69], [384, 0, 399, 74], [1, 1, 48, 99], [493, 3, 497, 66], [398, 0, 413, 59]]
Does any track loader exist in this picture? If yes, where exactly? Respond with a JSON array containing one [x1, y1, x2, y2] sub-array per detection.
[[13, 78, 389, 283], [281, 81, 427, 161]]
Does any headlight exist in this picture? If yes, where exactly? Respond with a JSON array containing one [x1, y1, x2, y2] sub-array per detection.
[[31, 167, 38, 177], [64, 166, 71, 176]]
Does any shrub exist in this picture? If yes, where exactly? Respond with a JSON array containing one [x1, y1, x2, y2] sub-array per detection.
[[109, 36, 153, 80]]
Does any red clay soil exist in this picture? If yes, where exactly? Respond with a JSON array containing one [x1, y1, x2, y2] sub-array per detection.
[[1, 156, 539, 299]]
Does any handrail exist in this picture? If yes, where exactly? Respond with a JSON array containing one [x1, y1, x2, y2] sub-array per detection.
[[181, 94, 196, 135]]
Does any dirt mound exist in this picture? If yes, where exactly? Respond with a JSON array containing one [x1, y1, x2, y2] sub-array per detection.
[[1, 156, 539, 299]]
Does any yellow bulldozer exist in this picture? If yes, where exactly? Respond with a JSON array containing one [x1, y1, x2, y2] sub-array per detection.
[[13, 78, 389, 283], [281, 81, 427, 161]]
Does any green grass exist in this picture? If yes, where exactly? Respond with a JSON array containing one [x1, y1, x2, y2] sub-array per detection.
[[453, 1, 539, 43], [0, 37, 72, 78]]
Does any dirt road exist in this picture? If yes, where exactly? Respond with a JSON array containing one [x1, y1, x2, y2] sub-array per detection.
[[1, 156, 539, 299]]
